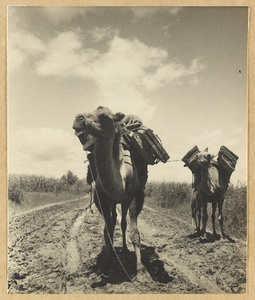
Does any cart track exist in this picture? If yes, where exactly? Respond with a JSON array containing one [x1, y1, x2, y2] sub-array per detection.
[[8, 197, 246, 294]]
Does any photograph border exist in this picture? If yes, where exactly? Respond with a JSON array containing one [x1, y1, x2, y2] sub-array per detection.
[[1, 1, 254, 299]]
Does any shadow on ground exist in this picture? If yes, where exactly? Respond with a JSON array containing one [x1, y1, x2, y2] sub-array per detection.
[[188, 231, 235, 243], [90, 244, 173, 288]]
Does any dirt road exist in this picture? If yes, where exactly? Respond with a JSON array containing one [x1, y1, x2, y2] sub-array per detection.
[[8, 196, 246, 294]]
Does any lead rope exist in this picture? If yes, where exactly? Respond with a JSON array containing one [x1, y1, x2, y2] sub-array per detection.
[[86, 153, 145, 294]]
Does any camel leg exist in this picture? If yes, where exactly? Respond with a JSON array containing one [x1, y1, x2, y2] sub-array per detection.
[[218, 198, 225, 237], [129, 196, 148, 282], [121, 204, 129, 253], [111, 204, 117, 233], [201, 201, 208, 235], [212, 202, 217, 235], [191, 201, 197, 230], [197, 200, 201, 232], [102, 203, 115, 276]]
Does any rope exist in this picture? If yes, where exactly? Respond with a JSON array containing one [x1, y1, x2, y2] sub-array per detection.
[[86, 151, 145, 294], [166, 159, 182, 162]]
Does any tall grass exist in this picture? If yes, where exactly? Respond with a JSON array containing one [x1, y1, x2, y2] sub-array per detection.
[[145, 181, 247, 240], [8, 173, 90, 213]]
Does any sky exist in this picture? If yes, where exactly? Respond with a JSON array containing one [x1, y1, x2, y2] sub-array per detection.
[[7, 6, 248, 184]]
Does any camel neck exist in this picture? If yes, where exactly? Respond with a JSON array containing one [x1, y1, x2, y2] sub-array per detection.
[[94, 128, 124, 199], [200, 165, 221, 196]]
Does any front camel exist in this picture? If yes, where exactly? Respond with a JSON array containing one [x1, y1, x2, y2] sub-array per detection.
[[73, 106, 149, 281]]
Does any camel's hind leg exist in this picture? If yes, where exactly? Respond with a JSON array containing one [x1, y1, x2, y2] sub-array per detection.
[[121, 204, 129, 253]]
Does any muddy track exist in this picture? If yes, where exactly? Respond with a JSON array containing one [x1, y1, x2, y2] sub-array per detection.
[[8, 197, 246, 294]]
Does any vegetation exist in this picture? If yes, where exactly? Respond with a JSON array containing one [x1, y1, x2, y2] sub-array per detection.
[[8, 172, 246, 240], [8, 171, 90, 211], [145, 181, 247, 240]]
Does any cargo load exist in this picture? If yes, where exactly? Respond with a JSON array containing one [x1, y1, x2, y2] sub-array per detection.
[[217, 146, 239, 174], [75, 113, 170, 165], [122, 128, 170, 165], [182, 145, 238, 177], [182, 145, 200, 173]]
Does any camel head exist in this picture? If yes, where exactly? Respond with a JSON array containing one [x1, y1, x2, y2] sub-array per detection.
[[195, 150, 214, 169], [73, 106, 125, 139]]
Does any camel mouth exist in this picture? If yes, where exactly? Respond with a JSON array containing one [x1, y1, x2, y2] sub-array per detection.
[[73, 117, 112, 139], [73, 107, 125, 139]]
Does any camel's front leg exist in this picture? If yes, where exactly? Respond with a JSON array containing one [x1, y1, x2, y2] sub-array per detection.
[[218, 198, 225, 237], [102, 205, 115, 277], [212, 202, 217, 235], [197, 201, 201, 232], [201, 201, 208, 235]]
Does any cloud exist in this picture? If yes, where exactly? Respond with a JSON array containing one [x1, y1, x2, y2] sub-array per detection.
[[42, 7, 93, 24], [89, 27, 119, 42], [9, 28, 205, 121], [8, 29, 46, 73], [142, 58, 205, 91], [8, 127, 86, 178], [36, 31, 98, 77], [130, 7, 183, 18], [10, 127, 73, 161]]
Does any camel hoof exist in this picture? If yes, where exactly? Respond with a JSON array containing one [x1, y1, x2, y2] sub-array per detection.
[[135, 267, 151, 283], [213, 233, 221, 239], [102, 267, 114, 278], [121, 247, 129, 254]]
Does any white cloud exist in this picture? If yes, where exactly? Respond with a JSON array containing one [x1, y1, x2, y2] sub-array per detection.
[[42, 7, 93, 24], [8, 127, 86, 178], [9, 27, 205, 122], [36, 31, 99, 77], [89, 27, 119, 42], [130, 7, 183, 18], [142, 58, 205, 91], [8, 29, 46, 73]]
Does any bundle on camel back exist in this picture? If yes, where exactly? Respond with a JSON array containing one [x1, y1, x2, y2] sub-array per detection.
[[182, 145, 238, 239], [72, 106, 169, 280]]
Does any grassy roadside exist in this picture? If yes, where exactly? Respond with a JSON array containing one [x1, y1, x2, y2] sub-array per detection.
[[144, 181, 247, 241], [8, 191, 89, 217]]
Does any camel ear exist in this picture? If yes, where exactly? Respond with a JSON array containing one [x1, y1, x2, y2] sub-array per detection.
[[114, 112, 125, 122]]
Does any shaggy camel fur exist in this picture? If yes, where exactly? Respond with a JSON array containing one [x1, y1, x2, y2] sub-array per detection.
[[73, 106, 147, 280], [193, 150, 229, 237]]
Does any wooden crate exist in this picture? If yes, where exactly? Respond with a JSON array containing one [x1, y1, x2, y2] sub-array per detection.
[[126, 128, 170, 165], [182, 146, 200, 173], [218, 146, 239, 174]]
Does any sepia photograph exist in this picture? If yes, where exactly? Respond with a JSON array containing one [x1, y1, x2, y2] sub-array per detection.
[[4, 4, 250, 296]]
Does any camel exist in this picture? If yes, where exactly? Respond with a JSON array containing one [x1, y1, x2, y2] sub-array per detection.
[[192, 150, 230, 238], [73, 106, 148, 280], [190, 189, 201, 232]]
